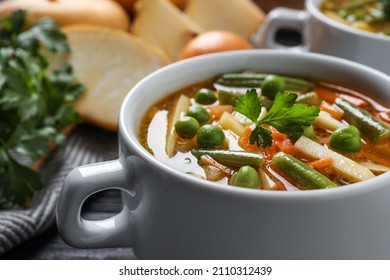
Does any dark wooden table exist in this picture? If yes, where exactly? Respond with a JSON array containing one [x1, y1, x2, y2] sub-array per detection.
[[0, 0, 304, 260]]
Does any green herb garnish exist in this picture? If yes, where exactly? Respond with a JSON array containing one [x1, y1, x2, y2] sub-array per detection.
[[382, 0, 390, 20], [235, 89, 320, 148], [0, 10, 85, 208]]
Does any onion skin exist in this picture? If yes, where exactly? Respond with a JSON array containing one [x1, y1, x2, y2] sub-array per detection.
[[179, 30, 253, 60]]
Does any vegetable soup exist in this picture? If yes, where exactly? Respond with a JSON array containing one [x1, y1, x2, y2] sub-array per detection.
[[138, 71, 390, 191], [320, 0, 390, 36]]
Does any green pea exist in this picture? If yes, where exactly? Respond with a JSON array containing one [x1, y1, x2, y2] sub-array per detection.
[[186, 105, 210, 125], [195, 88, 217, 105], [175, 116, 200, 139], [196, 124, 225, 147], [329, 125, 362, 152], [230, 165, 260, 189], [261, 74, 286, 99]]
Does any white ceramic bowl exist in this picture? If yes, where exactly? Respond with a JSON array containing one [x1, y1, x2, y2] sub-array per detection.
[[57, 50, 390, 259]]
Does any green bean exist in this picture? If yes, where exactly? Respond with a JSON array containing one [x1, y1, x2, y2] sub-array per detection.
[[335, 97, 390, 142], [191, 149, 264, 168], [272, 152, 337, 189], [216, 73, 268, 87], [216, 73, 314, 92]]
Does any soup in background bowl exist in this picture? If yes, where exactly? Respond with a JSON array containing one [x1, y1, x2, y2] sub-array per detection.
[[253, 0, 390, 75], [320, 0, 390, 36], [57, 50, 390, 259]]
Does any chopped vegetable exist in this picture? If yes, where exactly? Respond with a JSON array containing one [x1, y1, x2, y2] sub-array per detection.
[[339, 94, 368, 107], [307, 157, 334, 169], [166, 94, 191, 157], [258, 169, 279, 190], [295, 136, 375, 182], [209, 104, 233, 120], [296, 91, 322, 106], [272, 152, 337, 189], [219, 111, 245, 136], [314, 110, 345, 131], [191, 149, 264, 169], [359, 162, 390, 173], [235, 90, 320, 148], [238, 126, 268, 152], [319, 100, 343, 119], [199, 154, 235, 176], [335, 97, 390, 142]]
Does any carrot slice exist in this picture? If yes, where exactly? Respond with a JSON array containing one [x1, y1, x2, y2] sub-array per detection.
[[275, 138, 295, 155], [238, 126, 264, 152], [316, 86, 338, 103], [200, 154, 235, 176], [339, 94, 369, 107], [377, 112, 390, 124], [209, 104, 233, 120], [319, 100, 343, 120], [307, 157, 334, 169]]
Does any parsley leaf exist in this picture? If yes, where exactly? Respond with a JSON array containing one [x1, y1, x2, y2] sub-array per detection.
[[235, 90, 320, 148], [249, 125, 273, 148], [0, 10, 84, 208], [260, 92, 320, 138], [234, 89, 262, 122], [382, 0, 390, 20]]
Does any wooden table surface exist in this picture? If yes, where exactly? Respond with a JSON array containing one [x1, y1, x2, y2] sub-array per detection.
[[0, 0, 304, 260]]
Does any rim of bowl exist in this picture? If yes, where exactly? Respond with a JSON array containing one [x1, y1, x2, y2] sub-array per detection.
[[119, 49, 390, 200], [307, 0, 390, 42]]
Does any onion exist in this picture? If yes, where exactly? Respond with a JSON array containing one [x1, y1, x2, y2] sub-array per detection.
[[179, 30, 253, 60], [204, 165, 226, 182]]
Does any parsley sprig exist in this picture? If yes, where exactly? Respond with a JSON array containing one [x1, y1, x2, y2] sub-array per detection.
[[235, 89, 320, 148], [382, 0, 390, 20], [0, 10, 85, 208]]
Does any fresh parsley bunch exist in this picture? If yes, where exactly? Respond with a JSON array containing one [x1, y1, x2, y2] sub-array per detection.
[[0, 10, 85, 208], [382, 0, 390, 20], [235, 89, 320, 148]]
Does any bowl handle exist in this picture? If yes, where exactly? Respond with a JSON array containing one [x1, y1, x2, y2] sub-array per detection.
[[56, 156, 137, 249], [252, 7, 308, 51]]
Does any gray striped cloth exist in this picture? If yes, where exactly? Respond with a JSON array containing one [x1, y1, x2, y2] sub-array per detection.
[[0, 125, 118, 255]]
